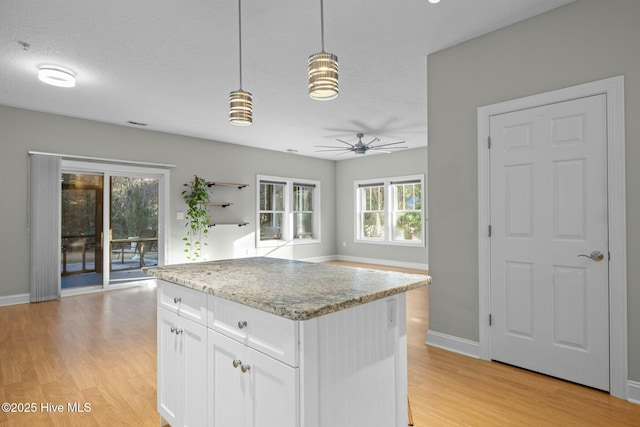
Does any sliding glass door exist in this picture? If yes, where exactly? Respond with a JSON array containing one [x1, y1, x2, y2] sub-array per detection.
[[60, 160, 168, 292]]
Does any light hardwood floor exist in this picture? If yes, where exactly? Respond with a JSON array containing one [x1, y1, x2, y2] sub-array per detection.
[[1, 263, 639, 426]]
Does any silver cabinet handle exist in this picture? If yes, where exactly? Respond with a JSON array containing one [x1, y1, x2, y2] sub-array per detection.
[[237, 320, 248, 329], [240, 364, 251, 373], [174, 297, 181, 304], [170, 325, 183, 335], [577, 251, 604, 262], [170, 326, 176, 333], [232, 359, 242, 368]]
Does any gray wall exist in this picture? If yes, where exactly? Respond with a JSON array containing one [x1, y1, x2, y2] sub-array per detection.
[[427, 0, 640, 381], [335, 147, 428, 268], [0, 106, 336, 297]]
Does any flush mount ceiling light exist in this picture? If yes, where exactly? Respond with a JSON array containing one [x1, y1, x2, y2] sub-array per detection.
[[308, 0, 338, 101], [38, 66, 76, 88], [229, 0, 252, 126]]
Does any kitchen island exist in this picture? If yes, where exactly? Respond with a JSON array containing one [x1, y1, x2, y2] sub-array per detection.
[[144, 257, 430, 427]]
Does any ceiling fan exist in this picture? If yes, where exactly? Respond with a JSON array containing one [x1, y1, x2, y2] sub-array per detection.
[[315, 133, 408, 155]]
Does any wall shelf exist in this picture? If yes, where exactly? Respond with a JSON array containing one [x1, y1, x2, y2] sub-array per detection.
[[209, 201, 233, 208], [206, 181, 249, 189], [208, 222, 249, 227]]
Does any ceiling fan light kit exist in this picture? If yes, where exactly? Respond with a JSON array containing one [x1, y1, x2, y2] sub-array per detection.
[[229, 0, 253, 126], [308, 0, 339, 100]]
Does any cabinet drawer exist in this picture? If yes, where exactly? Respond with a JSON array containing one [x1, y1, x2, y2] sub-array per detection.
[[208, 295, 299, 367], [158, 280, 207, 326]]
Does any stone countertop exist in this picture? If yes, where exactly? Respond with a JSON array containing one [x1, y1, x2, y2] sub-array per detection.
[[143, 257, 430, 321]]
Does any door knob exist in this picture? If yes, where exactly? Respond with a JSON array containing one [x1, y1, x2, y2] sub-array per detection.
[[577, 251, 604, 262]]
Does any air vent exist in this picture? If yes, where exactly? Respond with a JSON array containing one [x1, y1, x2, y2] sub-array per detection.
[[127, 121, 148, 127]]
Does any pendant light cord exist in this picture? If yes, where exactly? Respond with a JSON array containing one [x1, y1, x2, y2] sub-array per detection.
[[320, 0, 325, 52], [238, 0, 243, 89]]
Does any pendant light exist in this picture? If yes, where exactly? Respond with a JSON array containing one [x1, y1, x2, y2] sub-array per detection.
[[229, 0, 252, 126], [308, 0, 338, 100]]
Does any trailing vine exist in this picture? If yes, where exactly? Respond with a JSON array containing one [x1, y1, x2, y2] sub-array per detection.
[[181, 175, 211, 261]]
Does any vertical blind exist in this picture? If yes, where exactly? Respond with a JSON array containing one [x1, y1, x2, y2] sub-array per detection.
[[29, 154, 61, 302]]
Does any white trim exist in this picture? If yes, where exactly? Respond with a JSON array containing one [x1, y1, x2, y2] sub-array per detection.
[[28, 150, 175, 168], [0, 293, 30, 307], [336, 255, 428, 271], [302, 255, 338, 263], [628, 381, 640, 405], [477, 76, 627, 399], [426, 330, 480, 359]]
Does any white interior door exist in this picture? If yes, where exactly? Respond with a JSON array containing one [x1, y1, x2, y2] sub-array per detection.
[[489, 94, 609, 391]]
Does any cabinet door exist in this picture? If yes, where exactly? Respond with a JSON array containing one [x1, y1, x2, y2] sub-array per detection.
[[208, 330, 246, 427], [246, 347, 299, 427], [157, 307, 183, 426], [182, 319, 207, 427]]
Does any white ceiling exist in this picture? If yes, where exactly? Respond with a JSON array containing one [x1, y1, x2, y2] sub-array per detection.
[[1, 0, 574, 160]]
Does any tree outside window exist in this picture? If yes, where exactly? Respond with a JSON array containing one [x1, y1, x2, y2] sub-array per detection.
[[393, 182, 422, 241]]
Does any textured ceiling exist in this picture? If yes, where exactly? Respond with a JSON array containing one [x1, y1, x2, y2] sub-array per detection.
[[0, 0, 574, 160]]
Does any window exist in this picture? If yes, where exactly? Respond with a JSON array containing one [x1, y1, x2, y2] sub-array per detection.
[[257, 175, 321, 246], [355, 175, 424, 246]]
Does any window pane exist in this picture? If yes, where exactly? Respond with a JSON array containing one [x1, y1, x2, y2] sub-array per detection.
[[362, 212, 385, 238], [260, 182, 284, 211], [393, 212, 422, 241], [259, 213, 282, 240], [294, 213, 313, 239], [294, 185, 313, 212], [394, 183, 421, 211]]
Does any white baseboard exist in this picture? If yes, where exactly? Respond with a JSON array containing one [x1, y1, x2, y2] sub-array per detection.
[[302, 255, 339, 263], [336, 255, 428, 271], [628, 380, 640, 404], [0, 293, 30, 307], [426, 329, 480, 359]]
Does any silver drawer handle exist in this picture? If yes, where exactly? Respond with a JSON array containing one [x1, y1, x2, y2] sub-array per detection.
[[237, 320, 248, 329], [240, 363, 251, 373], [170, 326, 176, 333], [232, 359, 242, 368], [174, 297, 182, 304]]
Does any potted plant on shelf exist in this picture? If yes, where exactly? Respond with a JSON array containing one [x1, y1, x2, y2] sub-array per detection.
[[181, 175, 211, 261]]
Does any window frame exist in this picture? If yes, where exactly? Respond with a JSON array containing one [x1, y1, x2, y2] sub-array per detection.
[[256, 175, 321, 248], [354, 174, 425, 247]]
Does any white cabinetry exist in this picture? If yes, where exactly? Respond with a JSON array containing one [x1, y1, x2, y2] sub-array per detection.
[[157, 281, 208, 427], [208, 330, 299, 427], [156, 278, 409, 427]]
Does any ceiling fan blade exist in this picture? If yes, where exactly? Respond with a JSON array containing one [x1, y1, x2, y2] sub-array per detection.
[[364, 137, 378, 146], [315, 148, 352, 152], [370, 140, 406, 148], [315, 145, 348, 148], [335, 138, 355, 147], [369, 146, 409, 150]]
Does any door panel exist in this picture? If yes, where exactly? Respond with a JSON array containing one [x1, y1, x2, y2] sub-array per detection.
[[490, 94, 609, 391]]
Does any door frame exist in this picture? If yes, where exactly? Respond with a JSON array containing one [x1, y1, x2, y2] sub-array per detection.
[[477, 76, 627, 399]]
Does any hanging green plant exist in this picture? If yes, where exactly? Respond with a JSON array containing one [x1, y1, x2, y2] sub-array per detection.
[[181, 175, 211, 261]]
